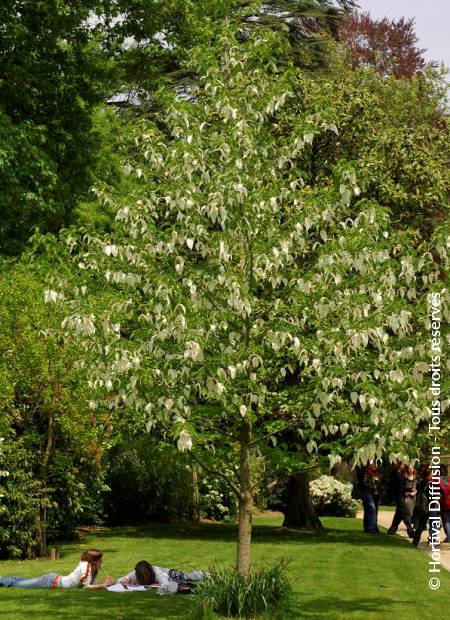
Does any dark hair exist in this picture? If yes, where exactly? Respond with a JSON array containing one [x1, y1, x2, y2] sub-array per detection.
[[81, 548, 103, 563], [135, 560, 156, 585], [418, 463, 429, 480]]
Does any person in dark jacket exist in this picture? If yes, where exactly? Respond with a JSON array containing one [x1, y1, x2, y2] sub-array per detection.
[[412, 465, 440, 546], [387, 462, 415, 538], [356, 463, 381, 533]]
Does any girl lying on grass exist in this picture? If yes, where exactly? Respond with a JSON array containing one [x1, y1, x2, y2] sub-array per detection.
[[118, 560, 205, 593], [0, 548, 114, 589]]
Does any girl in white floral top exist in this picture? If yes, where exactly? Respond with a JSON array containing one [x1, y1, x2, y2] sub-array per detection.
[[0, 548, 114, 589]]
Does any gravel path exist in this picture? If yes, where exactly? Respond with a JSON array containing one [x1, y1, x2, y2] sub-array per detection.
[[357, 510, 450, 572]]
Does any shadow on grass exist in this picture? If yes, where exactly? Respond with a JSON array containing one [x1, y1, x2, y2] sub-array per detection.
[[63, 520, 411, 552], [0, 589, 190, 620], [0, 590, 411, 620], [287, 594, 410, 619]]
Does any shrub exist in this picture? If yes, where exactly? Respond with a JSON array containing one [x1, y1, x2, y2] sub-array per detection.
[[198, 471, 239, 521], [0, 438, 45, 559], [105, 437, 194, 523], [310, 475, 361, 517], [191, 562, 291, 619], [46, 449, 108, 538], [106, 438, 244, 524]]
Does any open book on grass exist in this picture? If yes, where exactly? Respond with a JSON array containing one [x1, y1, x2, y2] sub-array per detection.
[[106, 583, 158, 592]]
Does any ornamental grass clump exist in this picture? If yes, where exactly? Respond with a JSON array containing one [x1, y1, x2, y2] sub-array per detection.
[[192, 561, 291, 619]]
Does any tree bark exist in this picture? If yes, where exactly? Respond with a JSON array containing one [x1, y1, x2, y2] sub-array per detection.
[[192, 464, 200, 521], [282, 471, 323, 529], [39, 409, 54, 556], [236, 422, 252, 580], [38, 505, 47, 558]]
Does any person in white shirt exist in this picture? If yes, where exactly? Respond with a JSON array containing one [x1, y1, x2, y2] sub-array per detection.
[[118, 560, 205, 592], [0, 548, 114, 589]]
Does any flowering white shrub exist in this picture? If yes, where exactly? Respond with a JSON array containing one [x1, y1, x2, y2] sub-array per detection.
[[310, 475, 361, 517], [199, 474, 239, 521]]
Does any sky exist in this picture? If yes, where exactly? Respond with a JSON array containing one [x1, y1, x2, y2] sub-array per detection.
[[355, 0, 450, 70]]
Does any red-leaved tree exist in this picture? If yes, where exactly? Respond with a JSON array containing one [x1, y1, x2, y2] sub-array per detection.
[[341, 12, 427, 78]]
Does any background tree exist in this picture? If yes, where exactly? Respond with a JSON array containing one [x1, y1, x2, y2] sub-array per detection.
[[0, 0, 116, 253], [0, 113, 59, 255], [103, 0, 356, 96], [340, 12, 428, 78], [275, 60, 449, 236], [0, 259, 112, 558]]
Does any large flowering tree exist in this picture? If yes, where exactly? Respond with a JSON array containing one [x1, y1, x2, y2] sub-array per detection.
[[55, 27, 449, 575]]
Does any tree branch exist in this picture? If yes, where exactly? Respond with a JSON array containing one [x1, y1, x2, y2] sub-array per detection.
[[190, 451, 241, 500], [249, 415, 301, 446]]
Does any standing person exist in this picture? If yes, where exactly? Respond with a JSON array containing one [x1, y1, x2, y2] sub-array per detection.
[[439, 464, 450, 543], [412, 464, 428, 529], [356, 463, 381, 534], [387, 462, 415, 538], [404, 466, 417, 519], [413, 465, 437, 547], [0, 548, 114, 589]]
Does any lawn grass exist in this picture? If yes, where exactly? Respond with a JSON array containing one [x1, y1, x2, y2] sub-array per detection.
[[378, 505, 396, 512], [0, 514, 449, 619]]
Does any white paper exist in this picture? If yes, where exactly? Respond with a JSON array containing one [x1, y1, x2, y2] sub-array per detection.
[[106, 583, 147, 592]]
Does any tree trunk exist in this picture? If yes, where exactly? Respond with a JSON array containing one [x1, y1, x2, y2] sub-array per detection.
[[236, 422, 252, 580], [39, 409, 54, 557], [192, 464, 200, 521], [38, 505, 47, 557], [282, 471, 323, 529]]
